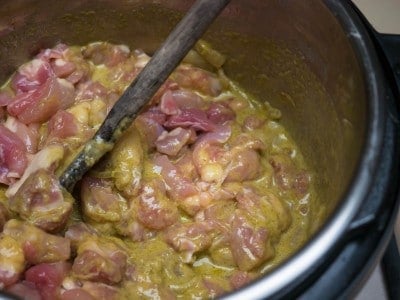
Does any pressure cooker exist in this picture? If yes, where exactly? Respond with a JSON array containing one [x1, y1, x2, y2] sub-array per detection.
[[0, 0, 399, 299]]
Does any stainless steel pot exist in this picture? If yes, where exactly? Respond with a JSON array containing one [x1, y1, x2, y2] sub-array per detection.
[[0, 0, 398, 299]]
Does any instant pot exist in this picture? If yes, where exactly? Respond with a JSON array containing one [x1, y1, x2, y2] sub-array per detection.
[[0, 0, 399, 299]]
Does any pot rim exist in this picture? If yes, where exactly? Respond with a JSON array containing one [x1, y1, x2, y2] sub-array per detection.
[[222, 1, 386, 299]]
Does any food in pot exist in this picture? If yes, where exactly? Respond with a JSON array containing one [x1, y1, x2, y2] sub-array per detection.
[[0, 42, 314, 299]]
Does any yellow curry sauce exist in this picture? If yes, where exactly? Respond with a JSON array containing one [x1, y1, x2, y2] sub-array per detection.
[[0, 42, 314, 299]]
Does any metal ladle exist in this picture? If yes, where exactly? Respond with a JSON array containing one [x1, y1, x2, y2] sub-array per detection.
[[59, 0, 231, 191]]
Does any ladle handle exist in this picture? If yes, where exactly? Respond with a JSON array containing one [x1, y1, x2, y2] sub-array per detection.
[[60, 0, 231, 191]]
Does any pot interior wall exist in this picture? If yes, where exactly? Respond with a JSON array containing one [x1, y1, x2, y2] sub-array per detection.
[[0, 0, 366, 234]]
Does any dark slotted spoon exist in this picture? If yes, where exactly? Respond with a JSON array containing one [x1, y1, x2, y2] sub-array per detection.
[[59, 0, 231, 191]]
